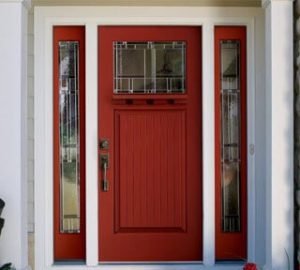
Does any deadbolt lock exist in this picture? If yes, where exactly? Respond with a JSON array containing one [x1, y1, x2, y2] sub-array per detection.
[[99, 139, 109, 150]]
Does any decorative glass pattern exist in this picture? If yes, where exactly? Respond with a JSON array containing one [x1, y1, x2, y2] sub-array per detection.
[[220, 41, 241, 232], [59, 41, 81, 233], [114, 41, 186, 94]]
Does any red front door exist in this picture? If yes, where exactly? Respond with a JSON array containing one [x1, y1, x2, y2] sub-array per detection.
[[98, 26, 202, 261]]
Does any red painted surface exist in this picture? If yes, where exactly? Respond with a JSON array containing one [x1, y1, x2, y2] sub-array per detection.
[[215, 26, 247, 260], [53, 26, 86, 260], [115, 110, 186, 232], [98, 26, 202, 261]]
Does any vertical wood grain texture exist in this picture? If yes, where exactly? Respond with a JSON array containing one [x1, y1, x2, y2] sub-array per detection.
[[115, 110, 186, 231]]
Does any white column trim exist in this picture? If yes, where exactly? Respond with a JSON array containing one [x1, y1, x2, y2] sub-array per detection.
[[264, 1, 294, 269], [247, 18, 257, 263], [34, 8, 46, 270], [85, 22, 99, 266], [0, 1, 29, 269], [44, 18, 54, 267], [202, 21, 215, 267]]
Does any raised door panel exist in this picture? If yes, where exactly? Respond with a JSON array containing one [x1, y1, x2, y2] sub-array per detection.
[[115, 110, 186, 232]]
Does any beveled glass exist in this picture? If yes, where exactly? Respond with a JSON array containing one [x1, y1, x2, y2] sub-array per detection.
[[220, 41, 241, 232], [59, 41, 81, 233]]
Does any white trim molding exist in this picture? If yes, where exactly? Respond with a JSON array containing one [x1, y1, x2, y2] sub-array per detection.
[[85, 22, 99, 267], [202, 21, 215, 267], [263, 0, 294, 269], [35, 6, 264, 270], [0, 1, 30, 269]]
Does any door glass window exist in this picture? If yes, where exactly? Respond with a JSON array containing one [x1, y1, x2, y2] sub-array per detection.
[[220, 40, 241, 233], [113, 41, 186, 94], [59, 41, 81, 233]]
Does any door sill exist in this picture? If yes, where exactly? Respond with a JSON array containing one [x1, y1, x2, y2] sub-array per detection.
[[99, 261, 203, 265], [51, 261, 245, 270]]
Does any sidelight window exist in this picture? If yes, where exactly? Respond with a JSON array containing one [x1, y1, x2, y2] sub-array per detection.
[[58, 41, 81, 233], [220, 40, 241, 233], [53, 26, 86, 261], [215, 26, 247, 260]]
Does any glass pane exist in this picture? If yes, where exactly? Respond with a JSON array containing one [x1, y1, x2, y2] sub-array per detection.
[[222, 162, 240, 232], [59, 41, 80, 233], [114, 41, 186, 94], [220, 40, 241, 232]]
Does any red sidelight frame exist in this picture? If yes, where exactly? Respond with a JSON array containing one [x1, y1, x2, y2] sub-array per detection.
[[53, 26, 86, 260], [215, 26, 247, 260]]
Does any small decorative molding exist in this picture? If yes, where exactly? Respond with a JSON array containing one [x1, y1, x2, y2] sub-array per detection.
[[262, 0, 294, 8]]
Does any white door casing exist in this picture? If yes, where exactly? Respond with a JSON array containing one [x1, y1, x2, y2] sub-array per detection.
[[34, 5, 286, 270]]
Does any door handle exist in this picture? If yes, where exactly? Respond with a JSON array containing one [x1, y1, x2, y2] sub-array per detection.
[[100, 153, 109, 192]]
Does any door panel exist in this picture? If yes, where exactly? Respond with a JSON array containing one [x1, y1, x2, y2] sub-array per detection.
[[98, 26, 202, 261], [115, 110, 186, 232]]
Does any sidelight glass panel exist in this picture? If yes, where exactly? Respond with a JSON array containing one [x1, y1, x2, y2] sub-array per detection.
[[59, 41, 80, 233], [220, 41, 241, 232], [114, 41, 186, 94]]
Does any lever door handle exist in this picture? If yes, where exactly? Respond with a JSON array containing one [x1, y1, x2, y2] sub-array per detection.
[[102, 162, 109, 192], [100, 154, 109, 192]]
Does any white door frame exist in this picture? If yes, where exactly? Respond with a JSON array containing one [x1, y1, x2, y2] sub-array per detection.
[[35, 6, 264, 270]]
